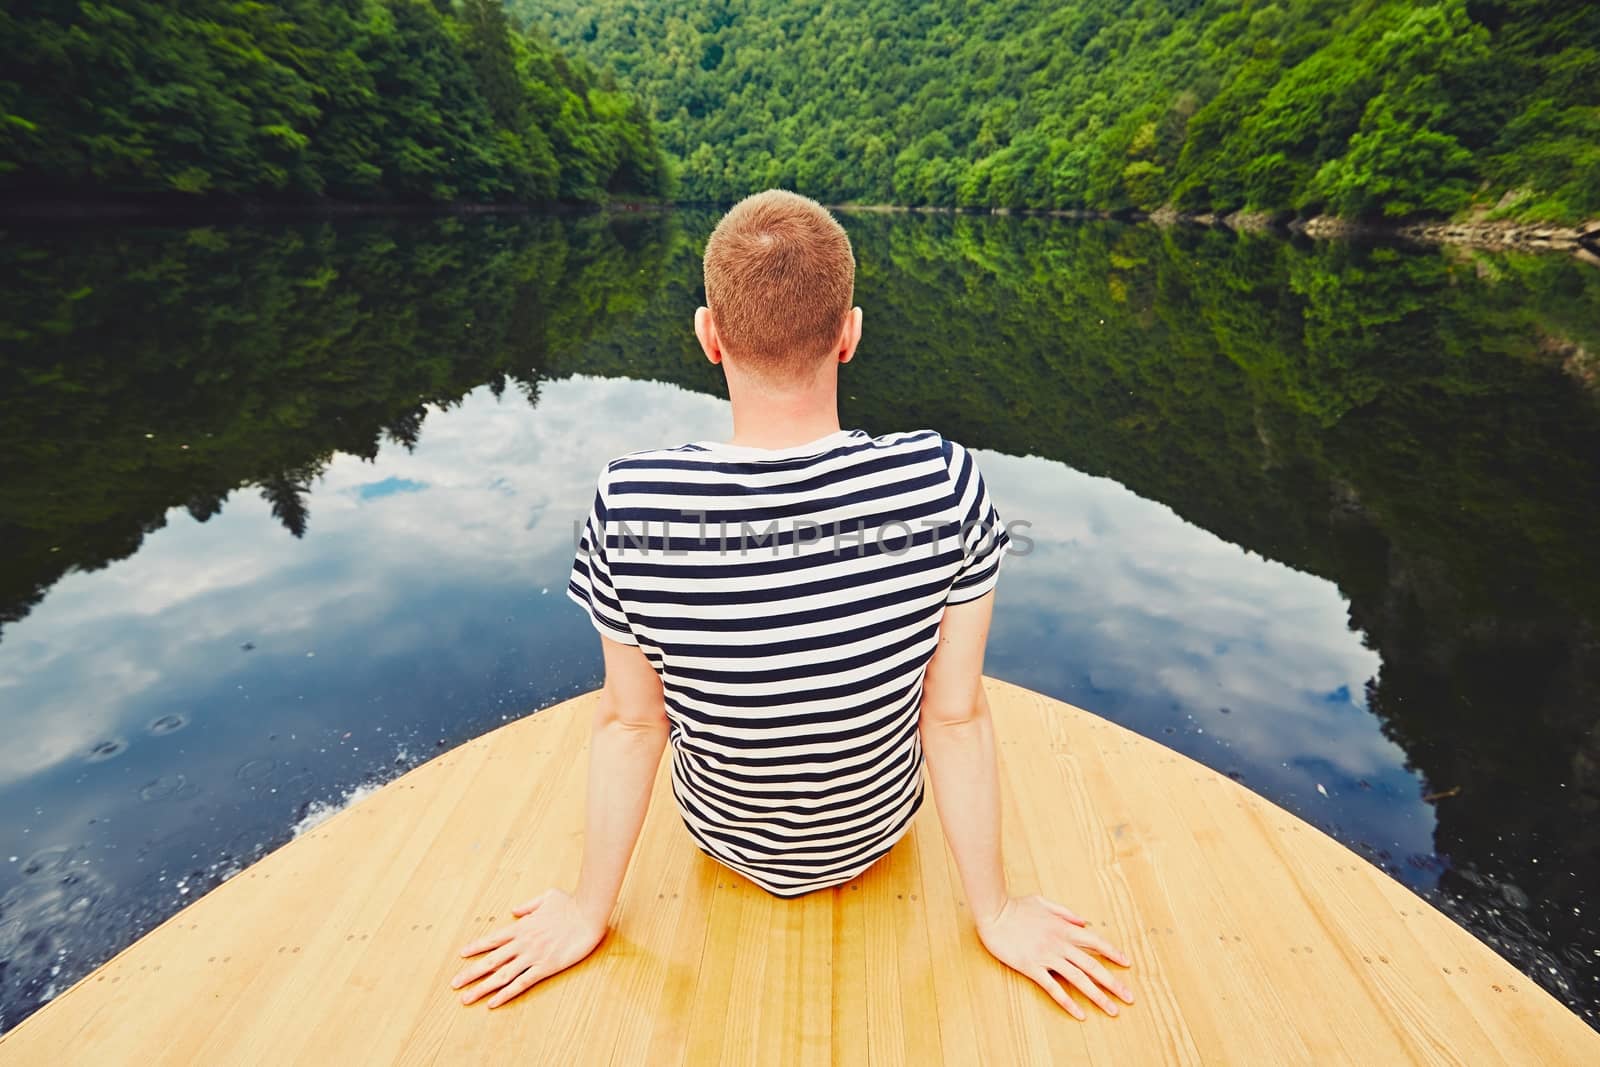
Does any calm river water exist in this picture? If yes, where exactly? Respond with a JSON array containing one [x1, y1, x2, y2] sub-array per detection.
[[1, 211, 1597, 1033]]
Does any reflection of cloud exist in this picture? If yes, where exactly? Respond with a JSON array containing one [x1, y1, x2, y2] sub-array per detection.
[[0, 377, 731, 789], [0, 380, 1430, 870], [2, 374, 1450, 1034], [974, 448, 1431, 853], [0, 649, 162, 785]]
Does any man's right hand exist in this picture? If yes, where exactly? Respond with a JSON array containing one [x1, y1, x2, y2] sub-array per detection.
[[450, 888, 607, 1009], [975, 893, 1135, 1020]]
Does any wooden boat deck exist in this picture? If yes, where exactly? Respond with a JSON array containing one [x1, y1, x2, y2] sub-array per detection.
[[3, 677, 1594, 1064]]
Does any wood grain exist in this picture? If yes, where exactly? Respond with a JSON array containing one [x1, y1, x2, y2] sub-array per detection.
[[3, 678, 1594, 1065]]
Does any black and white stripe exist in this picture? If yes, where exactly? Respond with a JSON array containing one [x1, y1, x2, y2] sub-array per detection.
[[567, 428, 1009, 896]]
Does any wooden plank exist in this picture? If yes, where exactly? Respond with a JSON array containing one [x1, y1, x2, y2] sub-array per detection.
[[3, 679, 1595, 1065], [913, 801, 986, 1066], [829, 866, 871, 1067]]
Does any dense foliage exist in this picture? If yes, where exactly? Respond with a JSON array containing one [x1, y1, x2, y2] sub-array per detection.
[[516, 0, 1600, 222], [0, 0, 667, 202]]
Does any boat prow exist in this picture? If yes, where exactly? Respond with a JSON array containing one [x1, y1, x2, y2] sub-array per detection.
[[2, 678, 1594, 1063]]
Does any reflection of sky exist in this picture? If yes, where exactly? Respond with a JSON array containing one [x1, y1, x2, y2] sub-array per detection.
[[0, 374, 1436, 1030], [976, 451, 1434, 867], [0, 377, 728, 789], [0, 376, 733, 1030], [353, 476, 427, 500]]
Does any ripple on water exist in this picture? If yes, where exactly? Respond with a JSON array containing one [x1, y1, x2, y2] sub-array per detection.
[[84, 739, 126, 763], [236, 757, 276, 783], [275, 769, 315, 796], [19, 846, 77, 879], [0, 917, 23, 956], [138, 774, 188, 803], [147, 714, 188, 736]]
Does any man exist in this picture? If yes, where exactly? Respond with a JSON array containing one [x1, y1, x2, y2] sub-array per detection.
[[451, 190, 1133, 1020]]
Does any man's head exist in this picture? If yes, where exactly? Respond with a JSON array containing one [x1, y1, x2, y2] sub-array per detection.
[[697, 189, 861, 387]]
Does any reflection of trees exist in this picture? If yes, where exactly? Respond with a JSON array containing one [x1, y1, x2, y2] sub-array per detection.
[[0, 214, 673, 631], [551, 212, 1600, 1019], [383, 407, 429, 454], [259, 463, 320, 540]]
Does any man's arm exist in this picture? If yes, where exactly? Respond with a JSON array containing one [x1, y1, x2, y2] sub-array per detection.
[[452, 634, 668, 1008], [573, 635, 671, 927], [919, 592, 1135, 1019]]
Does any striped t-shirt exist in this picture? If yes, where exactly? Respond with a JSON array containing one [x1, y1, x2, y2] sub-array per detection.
[[566, 428, 1010, 896]]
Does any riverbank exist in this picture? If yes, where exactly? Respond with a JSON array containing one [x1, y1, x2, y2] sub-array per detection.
[[1130, 208, 1600, 262], [837, 202, 1600, 262], [1293, 214, 1600, 256], [9, 194, 1598, 265]]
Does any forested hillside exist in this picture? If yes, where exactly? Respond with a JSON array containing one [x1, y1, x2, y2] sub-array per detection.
[[515, 0, 1599, 223], [0, 0, 667, 203]]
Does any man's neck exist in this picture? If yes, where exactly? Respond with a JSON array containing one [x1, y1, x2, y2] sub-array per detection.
[[723, 364, 842, 450]]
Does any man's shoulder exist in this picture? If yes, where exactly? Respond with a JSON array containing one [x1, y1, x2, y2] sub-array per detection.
[[860, 427, 944, 450], [869, 428, 973, 471], [842, 427, 962, 467], [604, 441, 715, 466], [605, 429, 952, 463], [595, 442, 715, 480], [855, 430, 976, 500], [593, 429, 965, 489], [584, 444, 711, 506]]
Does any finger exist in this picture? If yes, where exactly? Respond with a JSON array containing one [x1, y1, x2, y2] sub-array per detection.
[[458, 926, 514, 958], [1065, 945, 1135, 1004], [1042, 898, 1087, 926], [451, 945, 516, 991], [1027, 966, 1085, 1020], [1056, 959, 1121, 1017], [1071, 928, 1134, 970], [461, 960, 527, 1006], [487, 960, 550, 1008], [512, 892, 549, 918]]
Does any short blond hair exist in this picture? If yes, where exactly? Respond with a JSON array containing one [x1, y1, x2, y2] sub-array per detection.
[[703, 189, 855, 381]]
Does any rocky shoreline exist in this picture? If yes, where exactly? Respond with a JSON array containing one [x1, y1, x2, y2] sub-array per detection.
[[1146, 206, 1600, 258], [1294, 214, 1600, 256], [841, 202, 1600, 262]]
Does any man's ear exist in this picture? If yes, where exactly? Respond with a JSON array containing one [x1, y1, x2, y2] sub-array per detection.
[[837, 306, 864, 365], [694, 306, 723, 365]]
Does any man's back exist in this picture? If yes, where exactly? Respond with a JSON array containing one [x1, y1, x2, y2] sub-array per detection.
[[457, 191, 1130, 1019], [568, 427, 1008, 895]]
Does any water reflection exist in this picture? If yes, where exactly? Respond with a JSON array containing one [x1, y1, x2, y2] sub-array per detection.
[[0, 376, 729, 1031], [978, 452, 1431, 868], [2, 211, 1598, 1031]]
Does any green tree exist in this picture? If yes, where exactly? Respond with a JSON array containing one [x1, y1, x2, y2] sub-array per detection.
[[0, 0, 666, 204], [507, 0, 1600, 222]]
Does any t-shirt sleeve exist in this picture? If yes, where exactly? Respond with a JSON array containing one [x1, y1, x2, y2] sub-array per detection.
[[566, 465, 639, 646], [942, 438, 1011, 605]]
